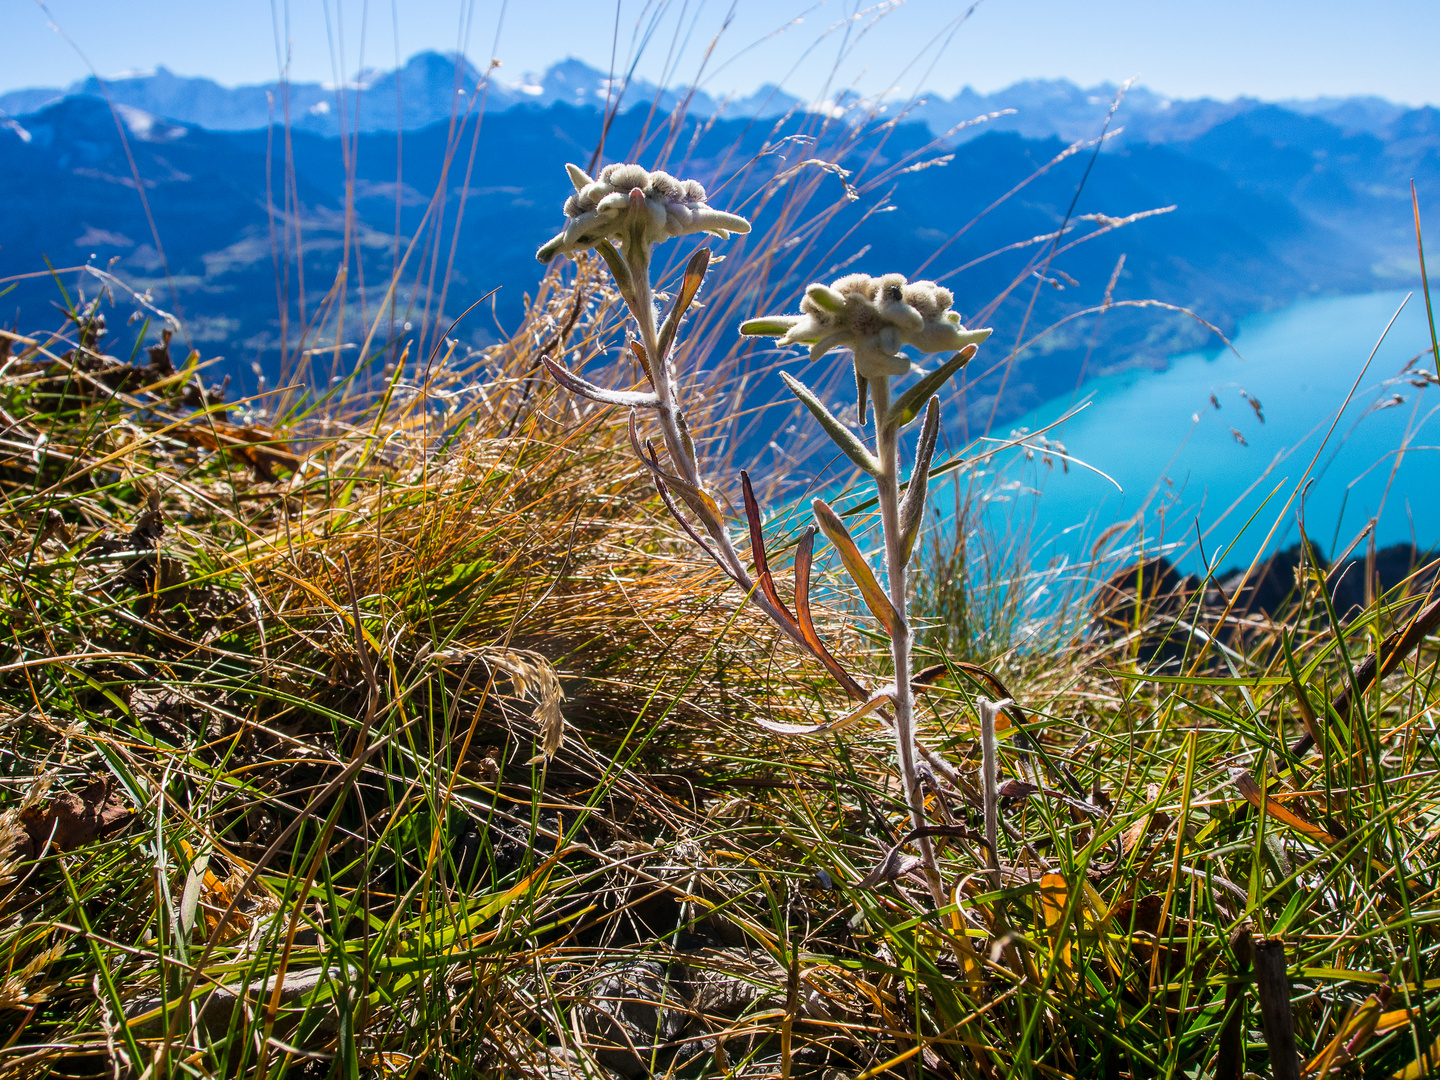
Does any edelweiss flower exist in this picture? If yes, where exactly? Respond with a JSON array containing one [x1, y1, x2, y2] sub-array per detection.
[[740, 272, 991, 379], [536, 163, 751, 262]]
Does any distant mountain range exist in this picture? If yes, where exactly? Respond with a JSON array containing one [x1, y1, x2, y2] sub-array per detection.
[[1, 53, 1435, 432], [0, 53, 803, 136], [3, 51, 1427, 145]]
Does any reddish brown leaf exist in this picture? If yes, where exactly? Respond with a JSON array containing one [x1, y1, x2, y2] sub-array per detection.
[[169, 420, 300, 482], [740, 470, 797, 629], [1121, 810, 1172, 853], [793, 527, 867, 701], [657, 247, 710, 359], [912, 663, 948, 688], [1233, 774, 1339, 847], [999, 779, 1041, 799], [630, 339, 654, 384], [651, 472, 725, 570]]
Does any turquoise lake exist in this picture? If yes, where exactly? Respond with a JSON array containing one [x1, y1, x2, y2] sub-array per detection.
[[961, 290, 1438, 574]]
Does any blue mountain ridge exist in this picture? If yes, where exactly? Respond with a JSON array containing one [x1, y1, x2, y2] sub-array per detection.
[[0, 53, 1435, 436], [1, 52, 1423, 144], [0, 54, 803, 136]]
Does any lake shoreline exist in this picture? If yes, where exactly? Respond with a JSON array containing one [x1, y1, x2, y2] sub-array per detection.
[[963, 289, 1438, 575]]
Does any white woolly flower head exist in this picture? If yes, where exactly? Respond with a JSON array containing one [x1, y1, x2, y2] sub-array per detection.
[[537, 162, 751, 262], [739, 272, 991, 379]]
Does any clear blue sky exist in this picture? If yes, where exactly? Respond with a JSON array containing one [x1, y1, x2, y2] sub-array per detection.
[[4, 0, 1436, 105]]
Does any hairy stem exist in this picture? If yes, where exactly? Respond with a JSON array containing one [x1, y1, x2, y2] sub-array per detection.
[[871, 377, 946, 909], [627, 241, 705, 495], [979, 698, 1002, 890], [623, 241, 808, 647], [625, 245, 685, 472]]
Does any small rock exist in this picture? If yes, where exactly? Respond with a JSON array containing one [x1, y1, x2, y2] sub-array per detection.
[[582, 960, 693, 1077], [125, 964, 355, 1041]]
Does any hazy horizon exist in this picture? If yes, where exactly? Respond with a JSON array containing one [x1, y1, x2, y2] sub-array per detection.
[[5, 48, 1432, 114], [4, 0, 1436, 108]]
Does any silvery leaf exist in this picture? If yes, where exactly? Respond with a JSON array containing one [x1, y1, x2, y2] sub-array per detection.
[[542, 356, 660, 409], [781, 372, 881, 476], [885, 343, 979, 431], [897, 398, 941, 562]]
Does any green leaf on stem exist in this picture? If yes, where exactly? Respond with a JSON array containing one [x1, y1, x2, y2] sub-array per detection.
[[593, 239, 636, 304], [897, 398, 940, 562], [657, 247, 710, 361], [811, 497, 901, 637], [885, 341, 982, 431], [739, 316, 801, 336], [780, 371, 881, 476]]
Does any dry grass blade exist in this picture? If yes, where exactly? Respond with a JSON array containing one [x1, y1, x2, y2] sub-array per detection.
[[1291, 591, 1440, 756], [753, 685, 894, 736]]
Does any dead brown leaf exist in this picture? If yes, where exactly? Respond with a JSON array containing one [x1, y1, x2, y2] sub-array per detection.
[[18, 776, 133, 857], [168, 420, 302, 482]]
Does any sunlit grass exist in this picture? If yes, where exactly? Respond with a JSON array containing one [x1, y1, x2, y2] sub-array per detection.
[[0, 24, 1437, 1071], [1, 250, 1437, 1079]]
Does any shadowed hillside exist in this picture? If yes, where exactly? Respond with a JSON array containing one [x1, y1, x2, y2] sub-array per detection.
[[3, 87, 1424, 436]]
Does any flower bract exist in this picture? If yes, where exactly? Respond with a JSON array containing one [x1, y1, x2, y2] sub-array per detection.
[[537, 163, 751, 262], [740, 272, 991, 379]]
